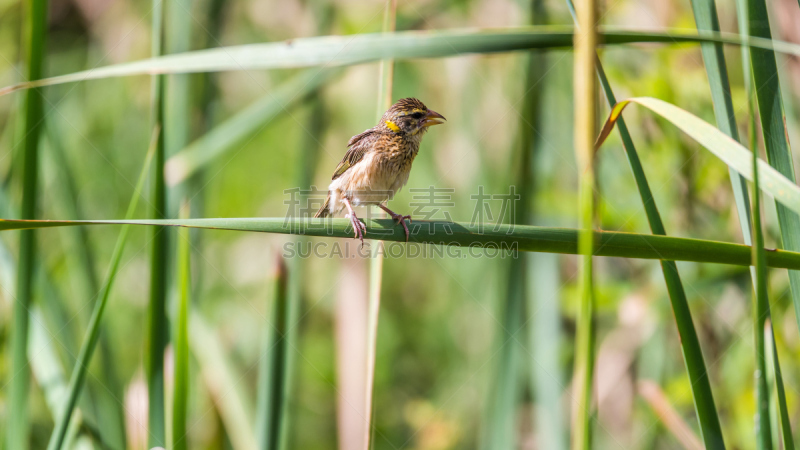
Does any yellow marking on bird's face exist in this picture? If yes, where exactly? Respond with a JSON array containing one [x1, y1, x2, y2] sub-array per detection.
[[385, 120, 401, 132], [398, 108, 425, 117]]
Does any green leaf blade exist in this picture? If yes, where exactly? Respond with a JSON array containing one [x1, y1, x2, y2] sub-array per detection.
[[8, 0, 48, 446], [46, 127, 159, 450], [256, 256, 289, 450], [7, 28, 800, 96], [4, 217, 800, 269]]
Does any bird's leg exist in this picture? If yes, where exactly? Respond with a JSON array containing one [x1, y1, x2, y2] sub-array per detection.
[[379, 204, 412, 242], [342, 198, 366, 245]]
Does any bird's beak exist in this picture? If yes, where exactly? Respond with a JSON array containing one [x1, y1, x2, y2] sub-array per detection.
[[423, 110, 446, 127]]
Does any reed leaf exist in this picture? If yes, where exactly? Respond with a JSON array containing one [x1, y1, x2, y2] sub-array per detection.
[[7, 0, 47, 445], [749, 82, 773, 450], [0, 172, 110, 448], [563, 1, 726, 447], [46, 126, 158, 450], [6, 29, 800, 96], [44, 122, 127, 450], [570, 0, 597, 447], [166, 0, 192, 441], [255, 256, 288, 450], [596, 97, 800, 219], [764, 321, 794, 450], [737, 1, 793, 445], [146, 0, 169, 444], [689, 0, 752, 246], [4, 218, 800, 269], [172, 202, 191, 450], [364, 2, 395, 449], [745, 0, 800, 393]]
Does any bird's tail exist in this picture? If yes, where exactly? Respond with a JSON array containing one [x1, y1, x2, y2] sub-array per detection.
[[314, 194, 332, 218]]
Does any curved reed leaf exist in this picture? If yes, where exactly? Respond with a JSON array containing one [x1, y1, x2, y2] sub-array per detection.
[[4, 28, 800, 97], [690, 0, 752, 246], [2, 218, 800, 269], [46, 127, 158, 450], [596, 97, 800, 218]]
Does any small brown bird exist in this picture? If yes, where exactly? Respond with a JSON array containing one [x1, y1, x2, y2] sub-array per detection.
[[315, 98, 446, 243]]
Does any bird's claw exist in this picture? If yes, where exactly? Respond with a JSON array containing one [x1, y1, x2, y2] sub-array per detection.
[[389, 213, 412, 242], [345, 213, 367, 246]]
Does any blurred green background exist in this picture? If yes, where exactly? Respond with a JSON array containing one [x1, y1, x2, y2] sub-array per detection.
[[2, 0, 800, 448]]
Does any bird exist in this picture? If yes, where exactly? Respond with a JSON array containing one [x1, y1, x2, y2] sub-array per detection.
[[314, 98, 446, 244]]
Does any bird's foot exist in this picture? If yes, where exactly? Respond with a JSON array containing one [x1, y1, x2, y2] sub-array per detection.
[[389, 213, 412, 242], [344, 213, 367, 246]]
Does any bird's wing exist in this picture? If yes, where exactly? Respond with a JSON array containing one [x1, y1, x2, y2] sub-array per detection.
[[331, 128, 378, 180]]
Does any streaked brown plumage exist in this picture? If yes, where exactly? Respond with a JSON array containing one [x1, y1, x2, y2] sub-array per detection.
[[315, 98, 445, 242]]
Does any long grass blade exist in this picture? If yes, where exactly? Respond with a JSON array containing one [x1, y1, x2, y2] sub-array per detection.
[[165, 69, 339, 186], [166, 0, 192, 441], [172, 202, 191, 450], [44, 122, 127, 450], [147, 0, 169, 444], [364, 2, 395, 449], [736, 0, 794, 440], [570, 0, 597, 447], [744, 0, 800, 386], [749, 82, 773, 450], [0, 219, 108, 448], [565, 1, 726, 446], [7, 28, 800, 96], [4, 218, 800, 268], [689, 0, 752, 246], [686, 0, 750, 443], [0, 170, 110, 448], [737, 2, 794, 445], [595, 97, 800, 218], [255, 256, 288, 450], [7, 0, 47, 444], [764, 321, 794, 450], [46, 126, 159, 450]]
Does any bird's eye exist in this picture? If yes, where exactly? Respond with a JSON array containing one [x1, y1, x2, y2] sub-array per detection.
[[410, 112, 424, 119]]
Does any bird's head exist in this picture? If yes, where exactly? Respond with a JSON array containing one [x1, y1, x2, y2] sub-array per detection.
[[379, 98, 446, 136]]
